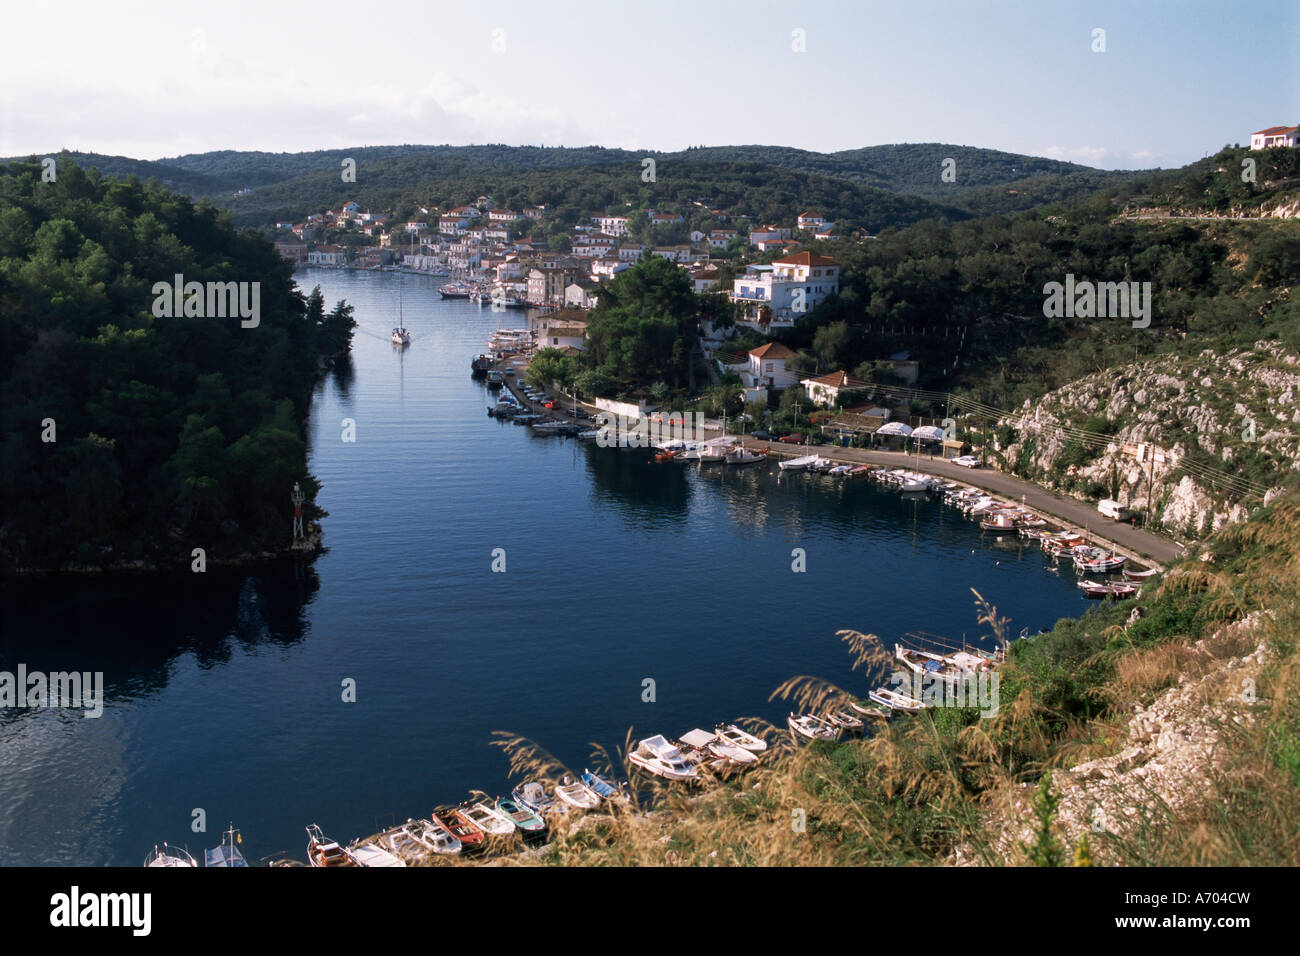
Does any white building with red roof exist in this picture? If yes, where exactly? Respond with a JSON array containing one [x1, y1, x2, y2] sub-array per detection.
[[746, 342, 798, 389], [1250, 125, 1298, 149], [729, 252, 841, 331]]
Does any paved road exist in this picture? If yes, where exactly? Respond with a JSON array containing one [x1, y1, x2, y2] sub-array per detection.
[[734, 440, 1185, 568]]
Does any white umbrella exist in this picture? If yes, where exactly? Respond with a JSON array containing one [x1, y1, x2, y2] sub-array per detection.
[[876, 421, 914, 437], [912, 425, 946, 441]]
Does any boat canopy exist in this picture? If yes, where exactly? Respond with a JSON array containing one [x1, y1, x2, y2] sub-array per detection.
[[679, 729, 718, 749]]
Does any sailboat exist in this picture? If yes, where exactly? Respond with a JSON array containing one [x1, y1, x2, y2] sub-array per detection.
[[391, 289, 411, 346]]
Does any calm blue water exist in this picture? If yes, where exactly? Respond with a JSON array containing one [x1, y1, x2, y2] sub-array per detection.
[[0, 268, 1088, 866]]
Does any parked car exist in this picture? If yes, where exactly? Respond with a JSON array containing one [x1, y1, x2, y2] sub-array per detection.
[[778, 434, 806, 444], [751, 430, 774, 440], [952, 455, 983, 468]]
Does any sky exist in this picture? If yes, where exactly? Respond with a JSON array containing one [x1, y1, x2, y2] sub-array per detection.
[[1, 0, 1296, 170]]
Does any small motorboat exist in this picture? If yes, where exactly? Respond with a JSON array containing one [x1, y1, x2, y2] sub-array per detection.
[[629, 735, 700, 781], [788, 712, 840, 742], [555, 776, 602, 810], [204, 824, 248, 867], [144, 843, 198, 868], [377, 821, 432, 860], [581, 769, 627, 801], [868, 688, 926, 714], [432, 807, 487, 854], [513, 781, 564, 816], [391, 327, 411, 346], [415, 818, 463, 855], [779, 453, 822, 472], [715, 723, 768, 753], [348, 839, 407, 867], [306, 824, 359, 867], [495, 797, 548, 842], [462, 801, 517, 837]]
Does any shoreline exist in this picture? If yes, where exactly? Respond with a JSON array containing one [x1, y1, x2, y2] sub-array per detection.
[[495, 367, 1180, 569]]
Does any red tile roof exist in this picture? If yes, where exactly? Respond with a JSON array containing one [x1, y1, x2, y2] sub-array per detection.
[[749, 342, 795, 360], [773, 251, 839, 267], [1254, 125, 1299, 136]]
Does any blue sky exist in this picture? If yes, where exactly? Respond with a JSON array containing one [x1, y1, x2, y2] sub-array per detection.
[[1, 0, 1296, 168]]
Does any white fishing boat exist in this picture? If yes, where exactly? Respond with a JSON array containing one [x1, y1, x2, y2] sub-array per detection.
[[715, 723, 768, 752], [724, 446, 767, 466], [555, 776, 603, 809], [779, 453, 822, 472], [144, 844, 198, 868], [377, 821, 428, 860], [513, 781, 565, 815], [679, 728, 757, 765], [348, 840, 407, 867], [895, 644, 996, 693], [868, 687, 926, 714], [391, 290, 411, 345], [629, 735, 700, 781], [1123, 567, 1160, 580], [787, 712, 840, 741], [462, 801, 517, 836]]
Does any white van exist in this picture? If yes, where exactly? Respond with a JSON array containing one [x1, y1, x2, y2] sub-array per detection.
[[1098, 499, 1133, 521]]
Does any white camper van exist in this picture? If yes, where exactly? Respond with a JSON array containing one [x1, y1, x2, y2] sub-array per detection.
[[1098, 499, 1133, 521]]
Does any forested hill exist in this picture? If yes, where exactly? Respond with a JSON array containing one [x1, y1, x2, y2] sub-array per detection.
[[0, 159, 353, 572], [7, 143, 1149, 226]]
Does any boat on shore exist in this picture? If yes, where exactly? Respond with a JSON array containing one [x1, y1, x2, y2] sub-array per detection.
[[496, 797, 549, 842], [629, 735, 699, 781], [555, 776, 603, 810], [513, 781, 564, 817], [581, 769, 627, 802], [788, 712, 840, 742], [431, 806, 486, 854], [868, 687, 926, 714], [715, 723, 768, 753], [1079, 580, 1138, 599], [778, 454, 823, 472], [462, 801, 517, 837], [849, 698, 893, 720], [348, 839, 407, 867]]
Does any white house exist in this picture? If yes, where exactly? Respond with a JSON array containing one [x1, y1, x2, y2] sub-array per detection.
[[488, 208, 519, 222], [596, 215, 629, 236], [797, 211, 830, 230], [746, 342, 798, 390], [618, 243, 646, 262], [729, 252, 841, 330], [800, 369, 871, 407], [534, 312, 589, 351], [1250, 125, 1299, 149], [308, 245, 347, 266], [688, 265, 721, 292], [708, 230, 737, 248]]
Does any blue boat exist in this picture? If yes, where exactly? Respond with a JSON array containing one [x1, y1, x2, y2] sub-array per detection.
[[204, 824, 248, 867], [581, 769, 624, 800]]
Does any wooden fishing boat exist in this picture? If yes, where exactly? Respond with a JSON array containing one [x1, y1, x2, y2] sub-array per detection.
[[462, 801, 516, 837], [788, 712, 840, 741], [495, 797, 548, 841], [868, 688, 925, 714], [306, 824, 358, 867], [555, 776, 603, 809], [850, 698, 893, 720], [715, 723, 768, 752], [581, 769, 627, 801], [513, 781, 564, 816], [432, 806, 487, 854], [1078, 580, 1138, 599], [348, 839, 406, 867], [1123, 567, 1160, 580], [826, 709, 866, 735]]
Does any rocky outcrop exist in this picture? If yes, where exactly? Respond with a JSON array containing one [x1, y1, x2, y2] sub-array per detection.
[[992, 342, 1300, 535]]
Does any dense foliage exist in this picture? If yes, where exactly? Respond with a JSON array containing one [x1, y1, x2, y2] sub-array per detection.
[[0, 160, 350, 571]]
